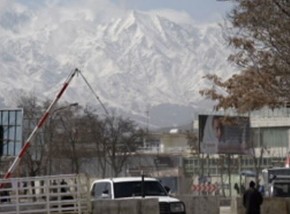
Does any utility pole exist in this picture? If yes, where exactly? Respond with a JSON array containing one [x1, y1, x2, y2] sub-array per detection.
[[146, 105, 150, 133]]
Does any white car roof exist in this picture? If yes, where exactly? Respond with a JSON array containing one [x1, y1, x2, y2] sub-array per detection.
[[92, 177, 158, 184]]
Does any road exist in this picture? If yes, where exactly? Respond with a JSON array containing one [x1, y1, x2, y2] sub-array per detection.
[[220, 206, 231, 214]]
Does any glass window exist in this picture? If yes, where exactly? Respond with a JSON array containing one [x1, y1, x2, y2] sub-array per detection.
[[262, 128, 288, 147], [263, 158, 267, 165], [249, 159, 253, 165], [0, 109, 23, 156], [273, 183, 290, 197], [92, 182, 111, 199], [210, 168, 216, 175], [113, 181, 167, 198]]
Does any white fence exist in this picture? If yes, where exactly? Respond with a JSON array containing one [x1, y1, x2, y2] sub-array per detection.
[[0, 174, 91, 214]]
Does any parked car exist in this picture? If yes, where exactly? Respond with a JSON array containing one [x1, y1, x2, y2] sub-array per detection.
[[90, 176, 186, 214]]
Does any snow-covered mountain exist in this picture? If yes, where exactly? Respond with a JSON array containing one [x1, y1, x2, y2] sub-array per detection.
[[0, 6, 237, 129]]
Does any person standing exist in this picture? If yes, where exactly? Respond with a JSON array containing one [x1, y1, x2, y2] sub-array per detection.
[[234, 183, 240, 195], [243, 181, 263, 214]]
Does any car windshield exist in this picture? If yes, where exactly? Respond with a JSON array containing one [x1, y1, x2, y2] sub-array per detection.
[[114, 181, 168, 198], [273, 182, 290, 197]]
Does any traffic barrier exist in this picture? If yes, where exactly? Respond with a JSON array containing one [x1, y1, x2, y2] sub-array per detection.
[[191, 184, 218, 193], [2, 69, 79, 182], [92, 198, 159, 214], [178, 195, 220, 214], [231, 197, 288, 214]]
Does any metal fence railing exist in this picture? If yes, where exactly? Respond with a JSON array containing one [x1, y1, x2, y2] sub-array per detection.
[[0, 174, 91, 214]]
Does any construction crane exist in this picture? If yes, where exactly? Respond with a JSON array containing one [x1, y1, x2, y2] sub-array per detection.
[[1, 68, 109, 182]]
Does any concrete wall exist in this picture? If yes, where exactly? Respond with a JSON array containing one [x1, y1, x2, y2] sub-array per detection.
[[231, 197, 290, 214], [92, 199, 159, 214], [178, 196, 220, 214]]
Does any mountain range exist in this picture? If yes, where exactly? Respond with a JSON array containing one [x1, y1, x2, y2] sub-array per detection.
[[0, 7, 237, 129]]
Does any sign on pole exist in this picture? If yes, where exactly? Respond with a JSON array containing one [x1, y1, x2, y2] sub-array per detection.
[[199, 114, 251, 154]]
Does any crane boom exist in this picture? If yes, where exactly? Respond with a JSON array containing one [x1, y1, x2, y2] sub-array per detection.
[[2, 68, 80, 181]]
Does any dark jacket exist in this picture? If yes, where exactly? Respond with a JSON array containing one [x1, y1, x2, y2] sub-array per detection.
[[243, 187, 263, 214], [243, 188, 263, 214]]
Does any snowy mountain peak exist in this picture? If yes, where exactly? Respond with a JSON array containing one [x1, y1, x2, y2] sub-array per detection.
[[0, 9, 236, 129]]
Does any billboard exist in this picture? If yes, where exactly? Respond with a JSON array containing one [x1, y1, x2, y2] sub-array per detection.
[[199, 114, 250, 154], [0, 108, 23, 156]]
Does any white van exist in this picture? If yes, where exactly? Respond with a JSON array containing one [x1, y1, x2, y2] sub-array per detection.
[[90, 176, 186, 214]]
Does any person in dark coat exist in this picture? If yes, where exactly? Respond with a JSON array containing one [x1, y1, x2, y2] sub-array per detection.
[[243, 181, 263, 214], [234, 183, 240, 195]]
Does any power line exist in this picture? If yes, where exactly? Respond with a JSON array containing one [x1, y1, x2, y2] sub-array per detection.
[[77, 70, 110, 116]]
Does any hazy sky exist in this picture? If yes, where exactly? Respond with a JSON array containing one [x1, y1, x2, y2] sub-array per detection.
[[112, 0, 233, 22], [13, 0, 233, 23]]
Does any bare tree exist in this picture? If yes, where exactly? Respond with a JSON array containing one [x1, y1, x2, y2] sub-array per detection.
[[80, 110, 145, 177], [104, 115, 145, 177], [41, 102, 85, 175], [17, 95, 47, 177], [199, 1, 290, 192], [249, 127, 267, 184], [16, 94, 81, 176], [56, 108, 84, 174], [82, 109, 108, 177], [14, 94, 145, 178], [200, 0, 290, 113]]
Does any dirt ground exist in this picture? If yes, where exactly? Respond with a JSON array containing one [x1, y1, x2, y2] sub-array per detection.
[[220, 206, 231, 214]]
